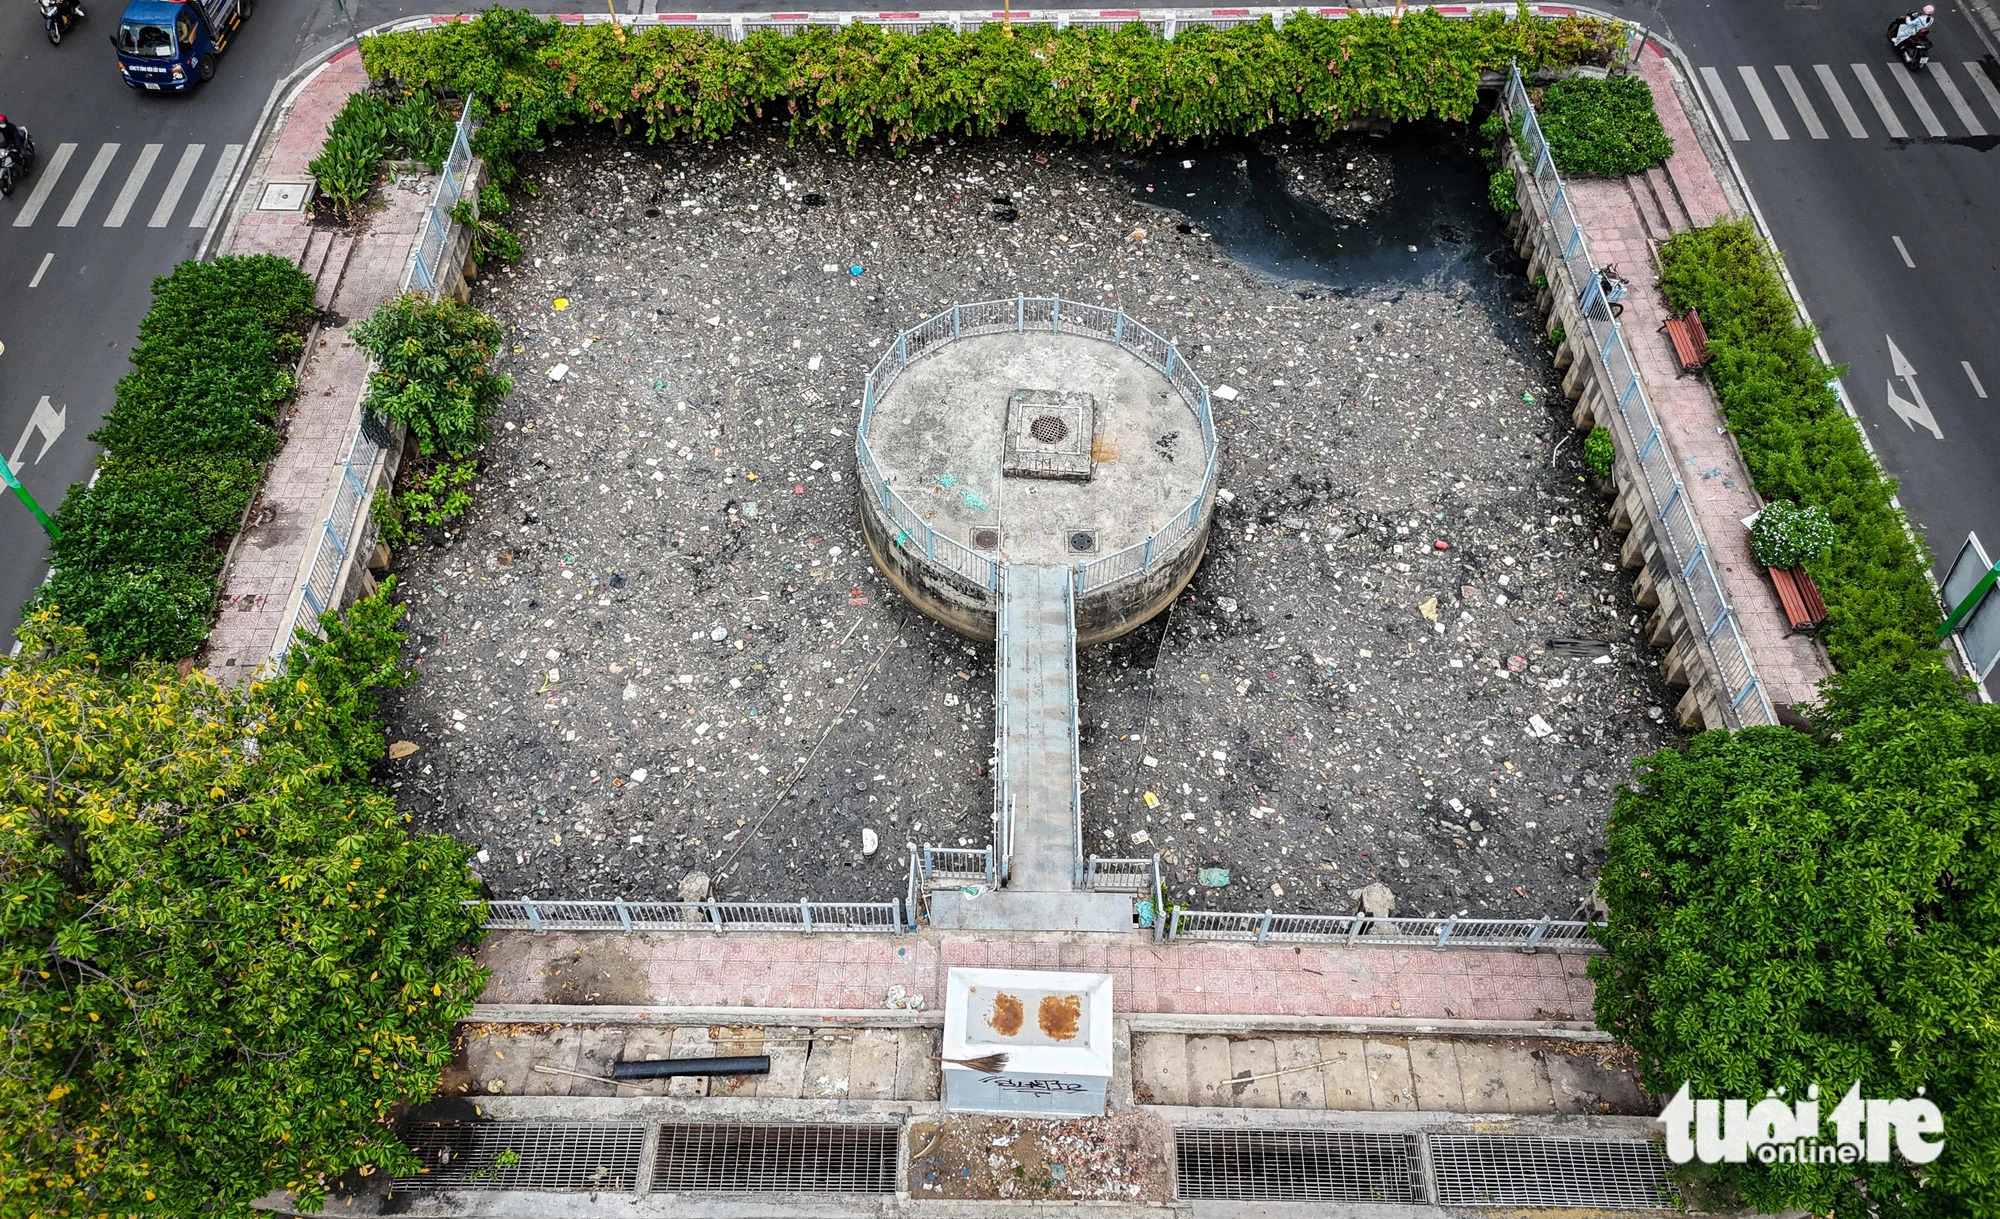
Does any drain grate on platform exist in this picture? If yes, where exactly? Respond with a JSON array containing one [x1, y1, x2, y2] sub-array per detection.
[[1430, 1136, 1680, 1211], [393, 1122, 647, 1193], [1175, 1129, 1419, 1202], [653, 1123, 899, 1194]]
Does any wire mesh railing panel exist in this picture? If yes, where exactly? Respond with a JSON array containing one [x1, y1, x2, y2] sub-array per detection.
[[654, 1124, 899, 1194], [394, 1122, 648, 1192], [1175, 1129, 1419, 1203], [1429, 1136, 1680, 1211]]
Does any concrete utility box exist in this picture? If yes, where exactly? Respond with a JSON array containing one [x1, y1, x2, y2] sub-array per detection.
[[941, 968, 1113, 1118]]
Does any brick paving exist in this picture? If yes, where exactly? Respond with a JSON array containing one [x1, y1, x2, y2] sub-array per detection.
[[476, 930, 1599, 1023], [1561, 47, 1835, 712]]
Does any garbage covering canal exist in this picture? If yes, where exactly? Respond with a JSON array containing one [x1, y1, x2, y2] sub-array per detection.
[[379, 120, 1680, 919]]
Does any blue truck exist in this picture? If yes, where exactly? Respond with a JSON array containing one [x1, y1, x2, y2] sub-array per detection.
[[112, 0, 247, 92]]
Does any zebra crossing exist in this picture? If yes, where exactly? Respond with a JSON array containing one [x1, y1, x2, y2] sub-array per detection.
[[7, 140, 243, 231], [1699, 61, 2000, 143]]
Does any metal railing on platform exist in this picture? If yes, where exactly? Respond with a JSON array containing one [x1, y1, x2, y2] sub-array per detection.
[[1503, 65, 1773, 728]]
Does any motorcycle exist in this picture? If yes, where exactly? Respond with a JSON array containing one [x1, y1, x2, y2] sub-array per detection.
[[0, 133, 36, 198], [1889, 18, 1933, 71], [39, 0, 81, 44]]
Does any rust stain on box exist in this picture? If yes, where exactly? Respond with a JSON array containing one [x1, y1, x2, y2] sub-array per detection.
[[1038, 994, 1081, 1041], [989, 993, 1024, 1037]]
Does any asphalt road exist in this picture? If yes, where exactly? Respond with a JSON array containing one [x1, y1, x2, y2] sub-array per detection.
[[1646, 0, 2000, 686]]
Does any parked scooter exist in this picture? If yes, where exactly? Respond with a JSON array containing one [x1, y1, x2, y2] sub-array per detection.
[[0, 131, 36, 197], [1889, 5, 1935, 72]]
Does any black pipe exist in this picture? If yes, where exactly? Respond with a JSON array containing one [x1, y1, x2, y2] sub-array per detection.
[[609, 1055, 771, 1081]]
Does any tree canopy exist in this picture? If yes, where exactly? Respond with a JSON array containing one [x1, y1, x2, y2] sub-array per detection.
[[0, 590, 486, 1217], [1592, 663, 2000, 1216]]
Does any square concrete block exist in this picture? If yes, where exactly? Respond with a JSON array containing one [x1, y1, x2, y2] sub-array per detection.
[[570, 1027, 626, 1097], [614, 1028, 677, 1098], [804, 1033, 855, 1100], [1186, 1035, 1235, 1108], [667, 1026, 715, 1099], [1318, 1037, 1372, 1110], [1407, 1039, 1465, 1112], [523, 1027, 581, 1096], [756, 1028, 811, 1099], [1272, 1037, 1328, 1110], [893, 1027, 942, 1102], [847, 1028, 901, 1101], [1132, 1033, 1190, 1106], [1227, 1039, 1281, 1109], [1364, 1039, 1417, 1111]]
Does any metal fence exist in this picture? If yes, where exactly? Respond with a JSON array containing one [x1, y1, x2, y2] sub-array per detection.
[[854, 296, 1219, 601], [406, 99, 478, 295], [478, 897, 907, 933], [1166, 906, 1604, 952], [1504, 65, 1774, 728]]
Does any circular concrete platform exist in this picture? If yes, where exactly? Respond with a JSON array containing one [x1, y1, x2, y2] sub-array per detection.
[[855, 299, 1219, 643]]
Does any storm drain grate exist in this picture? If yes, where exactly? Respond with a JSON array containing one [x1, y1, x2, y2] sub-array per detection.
[[392, 1122, 648, 1192], [654, 1123, 899, 1194], [1430, 1136, 1680, 1211], [1175, 1129, 1418, 1202]]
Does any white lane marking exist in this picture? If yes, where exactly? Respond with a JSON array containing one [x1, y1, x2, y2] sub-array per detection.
[[1851, 64, 1909, 138], [1773, 66, 1829, 139], [1932, 64, 1986, 135], [1738, 66, 1791, 139], [1889, 65, 1949, 136], [1815, 63, 1870, 137], [103, 142, 162, 228], [1700, 67, 1752, 140], [186, 143, 241, 229], [149, 144, 203, 228], [10, 396, 67, 467], [1965, 62, 2000, 123], [1886, 333, 1944, 440], [1892, 235, 1915, 267], [57, 142, 120, 227], [11, 142, 77, 227], [28, 252, 52, 288], [1965, 362, 1988, 399]]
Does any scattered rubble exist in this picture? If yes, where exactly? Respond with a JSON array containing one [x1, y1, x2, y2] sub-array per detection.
[[381, 127, 1678, 919]]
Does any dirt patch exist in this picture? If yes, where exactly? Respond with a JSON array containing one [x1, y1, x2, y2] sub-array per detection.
[[907, 1112, 1167, 1202]]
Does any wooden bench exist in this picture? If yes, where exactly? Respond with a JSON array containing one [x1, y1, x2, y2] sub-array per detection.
[[1769, 564, 1828, 631], [1661, 308, 1711, 375]]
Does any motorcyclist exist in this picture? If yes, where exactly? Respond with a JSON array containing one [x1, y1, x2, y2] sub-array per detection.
[[1893, 5, 1936, 47]]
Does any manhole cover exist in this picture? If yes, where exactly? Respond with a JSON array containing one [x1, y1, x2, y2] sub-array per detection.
[[972, 528, 1000, 550], [1069, 531, 1097, 553], [1030, 414, 1069, 444]]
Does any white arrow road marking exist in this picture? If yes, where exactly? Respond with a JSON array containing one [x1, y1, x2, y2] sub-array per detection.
[[11, 396, 66, 467], [1885, 334, 1944, 440]]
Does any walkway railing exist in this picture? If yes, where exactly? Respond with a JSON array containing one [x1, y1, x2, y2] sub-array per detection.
[[1166, 906, 1605, 952], [1504, 65, 1774, 728], [407, 99, 478, 294], [855, 296, 1218, 600], [478, 897, 906, 933]]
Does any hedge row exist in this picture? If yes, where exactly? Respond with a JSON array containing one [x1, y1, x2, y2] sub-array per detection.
[[358, 6, 1621, 169], [1656, 221, 1938, 672], [32, 257, 315, 665]]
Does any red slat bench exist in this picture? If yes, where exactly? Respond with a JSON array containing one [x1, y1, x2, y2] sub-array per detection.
[[1661, 308, 1711, 375], [1768, 564, 1828, 631]]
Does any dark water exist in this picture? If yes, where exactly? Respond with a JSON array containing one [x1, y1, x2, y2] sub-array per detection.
[[1119, 121, 1506, 290]]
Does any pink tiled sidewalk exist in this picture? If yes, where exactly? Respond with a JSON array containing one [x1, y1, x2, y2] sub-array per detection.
[[477, 931, 1599, 1024]]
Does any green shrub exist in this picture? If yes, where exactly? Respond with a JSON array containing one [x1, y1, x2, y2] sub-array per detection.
[[1487, 168, 1518, 213], [1590, 664, 2000, 1219], [359, 7, 1620, 176], [354, 296, 512, 460], [1584, 425, 1614, 478], [30, 257, 314, 665], [1536, 74, 1672, 175], [1751, 500, 1836, 570], [1658, 220, 1936, 671]]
